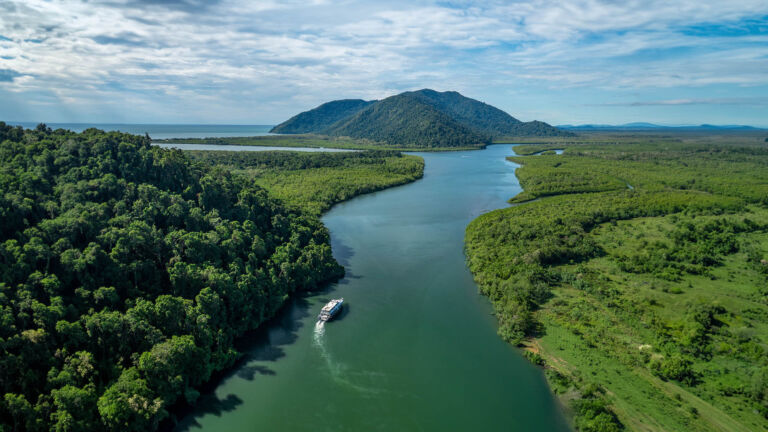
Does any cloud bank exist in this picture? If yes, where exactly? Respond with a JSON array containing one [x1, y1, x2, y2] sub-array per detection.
[[1, 0, 767, 125]]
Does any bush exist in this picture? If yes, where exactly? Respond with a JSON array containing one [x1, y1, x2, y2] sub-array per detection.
[[649, 354, 697, 385]]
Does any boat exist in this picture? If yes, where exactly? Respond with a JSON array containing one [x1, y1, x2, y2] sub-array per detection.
[[318, 298, 344, 322]]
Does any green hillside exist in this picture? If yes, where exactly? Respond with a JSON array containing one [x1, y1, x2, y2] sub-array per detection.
[[407, 89, 570, 137], [270, 89, 571, 148], [323, 93, 491, 148], [270, 99, 375, 134]]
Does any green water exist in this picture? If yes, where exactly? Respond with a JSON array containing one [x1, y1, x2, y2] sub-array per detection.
[[175, 145, 570, 431]]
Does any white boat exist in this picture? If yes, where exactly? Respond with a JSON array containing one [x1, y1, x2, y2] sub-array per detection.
[[318, 298, 343, 322]]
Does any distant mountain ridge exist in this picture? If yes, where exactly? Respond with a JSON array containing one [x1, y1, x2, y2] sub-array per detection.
[[271, 89, 572, 148], [558, 123, 766, 131]]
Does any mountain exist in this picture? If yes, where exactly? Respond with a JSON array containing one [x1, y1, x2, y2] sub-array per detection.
[[558, 123, 765, 131], [402, 89, 521, 136], [271, 89, 571, 148], [324, 92, 490, 148], [696, 124, 762, 130], [402, 89, 570, 137], [270, 99, 375, 134]]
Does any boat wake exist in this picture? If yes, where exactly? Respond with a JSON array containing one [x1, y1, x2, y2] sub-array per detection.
[[313, 320, 325, 340], [312, 319, 381, 395]]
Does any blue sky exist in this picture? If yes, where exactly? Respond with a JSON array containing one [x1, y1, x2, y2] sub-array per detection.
[[1, 0, 767, 126]]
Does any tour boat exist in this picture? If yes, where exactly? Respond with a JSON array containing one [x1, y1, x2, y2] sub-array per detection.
[[318, 298, 344, 322]]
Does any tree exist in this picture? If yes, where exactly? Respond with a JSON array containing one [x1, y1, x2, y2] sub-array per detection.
[[1, 393, 34, 432], [97, 368, 165, 432], [50, 385, 99, 431]]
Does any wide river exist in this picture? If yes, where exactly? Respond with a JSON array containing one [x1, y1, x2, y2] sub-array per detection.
[[174, 144, 569, 431]]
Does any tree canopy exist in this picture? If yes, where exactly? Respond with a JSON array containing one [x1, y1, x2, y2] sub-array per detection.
[[0, 123, 343, 431]]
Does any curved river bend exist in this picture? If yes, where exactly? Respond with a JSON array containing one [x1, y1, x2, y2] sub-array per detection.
[[175, 145, 569, 431]]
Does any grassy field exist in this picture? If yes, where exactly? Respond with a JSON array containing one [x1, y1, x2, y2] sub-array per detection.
[[465, 134, 768, 431], [536, 210, 768, 431], [186, 150, 424, 215]]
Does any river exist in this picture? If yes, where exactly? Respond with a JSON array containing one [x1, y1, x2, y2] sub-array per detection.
[[173, 144, 570, 431]]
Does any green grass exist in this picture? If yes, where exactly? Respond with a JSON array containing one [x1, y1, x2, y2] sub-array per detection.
[[186, 150, 424, 215], [248, 155, 423, 215], [465, 136, 768, 431], [535, 210, 768, 431]]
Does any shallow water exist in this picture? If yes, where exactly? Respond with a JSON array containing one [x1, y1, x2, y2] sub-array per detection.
[[174, 144, 570, 431]]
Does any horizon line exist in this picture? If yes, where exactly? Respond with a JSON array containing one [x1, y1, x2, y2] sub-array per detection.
[[5, 120, 767, 130]]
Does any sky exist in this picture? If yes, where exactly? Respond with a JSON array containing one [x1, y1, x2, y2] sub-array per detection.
[[1, 0, 767, 126]]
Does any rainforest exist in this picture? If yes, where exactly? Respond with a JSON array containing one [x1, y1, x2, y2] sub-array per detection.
[[0, 123, 423, 430]]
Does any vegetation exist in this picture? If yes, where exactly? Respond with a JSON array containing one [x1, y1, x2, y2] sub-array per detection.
[[380, 89, 573, 137], [324, 92, 491, 148], [495, 129, 768, 147], [154, 134, 382, 150], [186, 150, 424, 215], [466, 139, 768, 431], [153, 134, 482, 152], [270, 89, 571, 148], [269, 99, 375, 134], [0, 123, 345, 431]]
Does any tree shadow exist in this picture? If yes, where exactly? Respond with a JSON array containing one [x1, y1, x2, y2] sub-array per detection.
[[528, 319, 548, 339], [330, 235, 354, 267], [163, 290, 323, 431], [336, 271, 362, 285], [167, 393, 243, 431]]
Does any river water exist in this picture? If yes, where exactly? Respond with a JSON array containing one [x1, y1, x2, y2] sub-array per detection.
[[174, 144, 569, 431], [154, 143, 352, 152]]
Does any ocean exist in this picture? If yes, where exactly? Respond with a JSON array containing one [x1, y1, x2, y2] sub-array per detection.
[[6, 123, 274, 139]]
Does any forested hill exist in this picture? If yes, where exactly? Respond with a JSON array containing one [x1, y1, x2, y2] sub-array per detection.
[[323, 92, 491, 148], [403, 89, 568, 137], [270, 89, 572, 148], [0, 123, 343, 431], [269, 99, 375, 134]]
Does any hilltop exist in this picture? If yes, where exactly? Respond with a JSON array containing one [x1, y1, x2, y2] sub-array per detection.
[[270, 89, 572, 148]]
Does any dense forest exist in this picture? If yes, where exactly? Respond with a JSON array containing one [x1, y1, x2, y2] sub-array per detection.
[[0, 123, 345, 431], [322, 93, 491, 148], [186, 150, 424, 215], [269, 99, 375, 134], [269, 89, 572, 148], [402, 89, 572, 137], [466, 141, 768, 431]]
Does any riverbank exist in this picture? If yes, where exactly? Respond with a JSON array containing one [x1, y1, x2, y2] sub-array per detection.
[[172, 144, 569, 431], [154, 135, 486, 152], [465, 139, 768, 431]]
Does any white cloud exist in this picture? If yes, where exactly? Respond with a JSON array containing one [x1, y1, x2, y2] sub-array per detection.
[[0, 0, 767, 123]]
